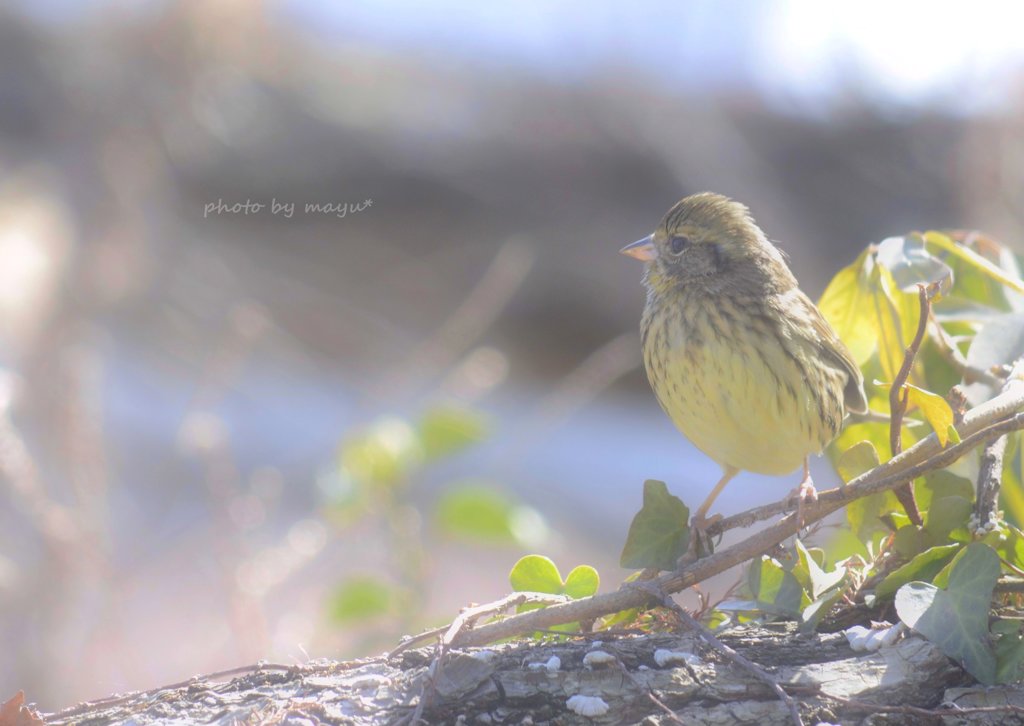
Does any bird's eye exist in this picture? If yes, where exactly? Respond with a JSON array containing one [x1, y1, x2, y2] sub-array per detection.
[[669, 236, 690, 254]]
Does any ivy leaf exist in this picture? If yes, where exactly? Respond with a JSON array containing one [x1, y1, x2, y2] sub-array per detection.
[[509, 554, 564, 594], [995, 620, 1024, 684], [509, 555, 599, 634], [800, 583, 847, 633], [619, 480, 690, 571], [748, 556, 804, 617], [836, 440, 880, 483], [837, 441, 900, 541], [563, 565, 600, 599], [793, 539, 846, 600], [925, 496, 973, 542], [894, 542, 1000, 684], [875, 543, 961, 599]]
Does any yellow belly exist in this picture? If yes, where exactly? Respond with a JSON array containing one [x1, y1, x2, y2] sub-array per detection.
[[644, 314, 837, 476]]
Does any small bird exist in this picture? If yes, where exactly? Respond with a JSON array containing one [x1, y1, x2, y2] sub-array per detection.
[[621, 192, 867, 529]]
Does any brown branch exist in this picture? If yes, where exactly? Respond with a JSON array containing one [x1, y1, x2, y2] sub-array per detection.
[[448, 383, 1024, 647], [975, 434, 1008, 529], [886, 283, 931, 526], [44, 662, 302, 721], [387, 592, 571, 659], [638, 582, 803, 726]]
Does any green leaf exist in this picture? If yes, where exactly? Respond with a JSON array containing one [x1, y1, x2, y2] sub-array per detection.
[[925, 496, 973, 542], [894, 542, 1000, 684], [876, 543, 961, 599], [619, 480, 690, 571], [793, 539, 846, 600], [418, 406, 488, 460], [836, 440, 900, 541], [563, 565, 600, 599], [963, 313, 1024, 406], [340, 417, 423, 487], [995, 620, 1024, 684], [989, 523, 1024, 571], [748, 556, 804, 617], [800, 583, 847, 633], [917, 471, 974, 513], [509, 556, 599, 635], [924, 230, 1024, 296], [836, 440, 881, 483], [509, 554, 564, 594], [435, 483, 517, 543], [329, 576, 396, 623], [876, 233, 954, 294], [892, 525, 931, 559]]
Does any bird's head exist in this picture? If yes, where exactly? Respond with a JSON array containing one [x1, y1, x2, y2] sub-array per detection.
[[621, 192, 793, 295]]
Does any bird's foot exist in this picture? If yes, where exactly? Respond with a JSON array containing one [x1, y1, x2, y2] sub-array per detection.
[[787, 477, 818, 529], [680, 512, 723, 566]]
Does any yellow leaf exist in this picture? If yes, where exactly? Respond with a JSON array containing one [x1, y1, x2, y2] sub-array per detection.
[[903, 383, 955, 447], [875, 381, 955, 447], [818, 247, 922, 384], [818, 247, 875, 365]]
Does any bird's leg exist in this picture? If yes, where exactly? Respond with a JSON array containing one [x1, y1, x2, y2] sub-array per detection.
[[692, 467, 737, 530], [683, 467, 739, 561], [787, 457, 817, 528]]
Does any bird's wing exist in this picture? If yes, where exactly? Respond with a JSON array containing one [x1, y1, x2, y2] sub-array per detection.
[[798, 290, 869, 415]]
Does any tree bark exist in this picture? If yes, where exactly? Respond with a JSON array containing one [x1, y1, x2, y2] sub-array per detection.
[[45, 624, 1024, 726]]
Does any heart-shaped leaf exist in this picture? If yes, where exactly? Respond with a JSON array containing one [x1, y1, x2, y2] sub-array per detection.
[[509, 555, 600, 634], [619, 480, 690, 571], [895, 542, 999, 684]]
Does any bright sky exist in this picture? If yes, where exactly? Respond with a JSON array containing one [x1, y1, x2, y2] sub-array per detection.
[[14, 0, 1024, 113], [280, 0, 1024, 113]]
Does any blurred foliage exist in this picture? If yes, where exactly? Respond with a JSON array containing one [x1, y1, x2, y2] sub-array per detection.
[[327, 404, 546, 638]]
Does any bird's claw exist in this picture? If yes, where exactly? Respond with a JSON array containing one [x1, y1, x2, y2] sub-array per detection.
[[788, 478, 818, 529]]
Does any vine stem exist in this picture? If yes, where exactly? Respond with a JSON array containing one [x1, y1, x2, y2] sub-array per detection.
[[448, 380, 1024, 648], [886, 283, 932, 526]]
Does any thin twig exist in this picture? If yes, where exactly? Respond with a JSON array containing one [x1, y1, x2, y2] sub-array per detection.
[[976, 434, 1008, 527], [388, 592, 571, 658], [975, 357, 1024, 527], [995, 577, 1024, 594], [44, 662, 302, 720], [399, 593, 573, 726], [638, 582, 803, 726], [821, 691, 1024, 719], [446, 393, 1024, 647], [887, 283, 931, 526]]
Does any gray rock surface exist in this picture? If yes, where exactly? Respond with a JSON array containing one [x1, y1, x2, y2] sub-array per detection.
[[45, 625, 988, 725]]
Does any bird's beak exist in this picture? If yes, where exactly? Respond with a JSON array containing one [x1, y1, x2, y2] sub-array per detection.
[[620, 234, 657, 262]]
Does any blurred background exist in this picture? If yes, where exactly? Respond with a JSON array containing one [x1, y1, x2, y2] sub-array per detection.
[[2, 0, 1024, 710]]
